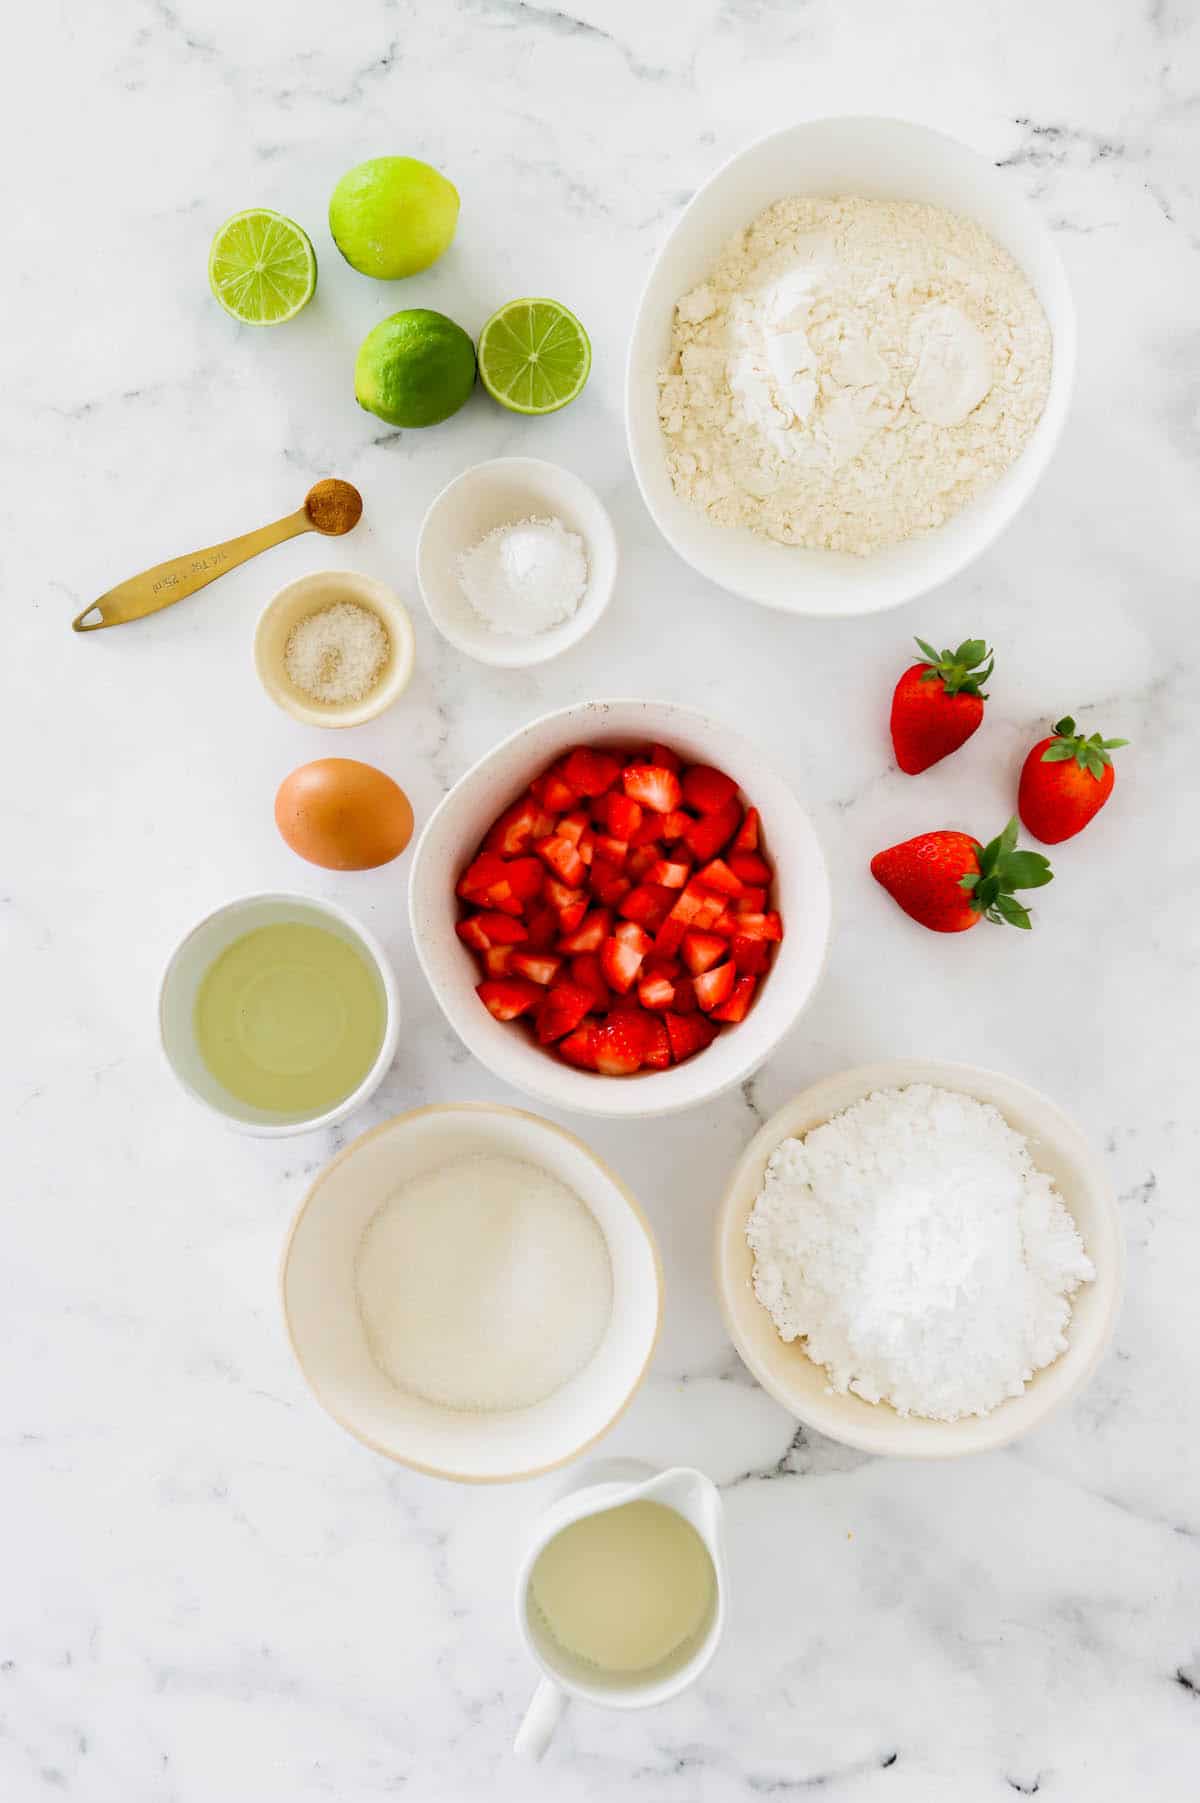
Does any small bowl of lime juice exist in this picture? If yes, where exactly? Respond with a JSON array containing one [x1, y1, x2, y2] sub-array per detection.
[[159, 893, 400, 1136]]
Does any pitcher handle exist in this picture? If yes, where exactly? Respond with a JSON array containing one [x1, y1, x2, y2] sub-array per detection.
[[513, 1678, 566, 1759]]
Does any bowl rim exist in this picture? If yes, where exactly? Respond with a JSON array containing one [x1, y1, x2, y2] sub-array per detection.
[[253, 568, 417, 727], [158, 889, 401, 1138], [625, 113, 1078, 618], [407, 696, 834, 1118], [715, 1057, 1124, 1457], [415, 455, 619, 669], [279, 1101, 665, 1483]]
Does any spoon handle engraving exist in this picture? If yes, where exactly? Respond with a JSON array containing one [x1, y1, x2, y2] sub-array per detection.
[[71, 508, 312, 632]]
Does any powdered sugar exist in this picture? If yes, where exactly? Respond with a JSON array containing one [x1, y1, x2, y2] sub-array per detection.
[[658, 197, 1053, 556], [745, 1085, 1093, 1421]]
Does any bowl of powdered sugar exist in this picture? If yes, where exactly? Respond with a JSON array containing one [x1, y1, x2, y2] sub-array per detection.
[[626, 117, 1075, 616], [715, 1061, 1122, 1456], [416, 457, 618, 666]]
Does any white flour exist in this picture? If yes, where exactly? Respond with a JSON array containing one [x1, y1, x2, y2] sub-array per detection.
[[658, 197, 1052, 555], [355, 1154, 612, 1413], [745, 1086, 1093, 1421]]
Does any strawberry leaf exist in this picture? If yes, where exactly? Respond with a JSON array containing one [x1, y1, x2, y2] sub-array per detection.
[[910, 634, 993, 698], [1041, 717, 1129, 777], [969, 820, 1054, 929]]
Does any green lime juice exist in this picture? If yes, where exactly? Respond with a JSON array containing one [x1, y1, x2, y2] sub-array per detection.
[[194, 922, 386, 1115]]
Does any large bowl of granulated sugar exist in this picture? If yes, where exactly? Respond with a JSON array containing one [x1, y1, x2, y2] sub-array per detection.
[[715, 1060, 1122, 1457], [626, 116, 1076, 616]]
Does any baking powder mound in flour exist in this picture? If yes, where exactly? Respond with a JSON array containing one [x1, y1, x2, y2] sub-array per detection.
[[658, 197, 1053, 556], [745, 1085, 1093, 1421]]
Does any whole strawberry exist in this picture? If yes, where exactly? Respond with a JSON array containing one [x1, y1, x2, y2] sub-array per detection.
[[890, 636, 994, 774], [871, 817, 1053, 933], [1018, 716, 1129, 844]]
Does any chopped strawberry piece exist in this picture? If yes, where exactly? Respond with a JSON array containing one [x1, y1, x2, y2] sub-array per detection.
[[642, 955, 681, 980], [531, 764, 579, 813], [730, 806, 760, 853], [682, 764, 738, 814], [593, 1011, 652, 1075], [647, 857, 690, 889], [485, 797, 547, 856], [510, 950, 562, 986], [601, 923, 650, 994], [523, 901, 560, 948], [557, 808, 591, 846], [618, 883, 675, 931], [557, 907, 611, 954], [535, 834, 588, 888], [505, 857, 545, 900], [638, 973, 677, 1011], [598, 791, 643, 840], [681, 929, 728, 976], [592, 833, 628, 868], [696, 857, 744, 897], [558, 1023, 599, 1069], [711, 974, 757, 1022], [665, 1011, 717, 1062], [648, 742, 683, 772], [732, 911, 784, 943], [626, 843, 660, 880], [672, 976, 698, 1013], [653, 885, 702, 957], [562, 746, 622, 797], [457, 851, 508, 900], [733, 887, 768, 913], [569, 952, 611, 1012], [591, 869, 632, 909], [456, 916, 492, 952], [732, 935, 772, 975], [545, 876, 586, 916], [683, 795, 742, 862], [682, 880, 727, 931], [728, 850, 772, 887], [694, 961, 736, 1012], [641, 1016, 673, 1069], [482, 945, 516, 976], [629, 811, 667, 848], [661, 809, 691, 843], [535, 981, 593, 1042], [477, 977, 540, 1021], [623, 763, 683, 814]]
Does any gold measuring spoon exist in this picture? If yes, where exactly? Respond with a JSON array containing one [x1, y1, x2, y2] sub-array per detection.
[[71, 479, 364, 633]]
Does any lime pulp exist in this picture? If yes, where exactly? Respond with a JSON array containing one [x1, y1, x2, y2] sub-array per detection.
[[476, 298, 591, 414], [208, 209, 317, 326]]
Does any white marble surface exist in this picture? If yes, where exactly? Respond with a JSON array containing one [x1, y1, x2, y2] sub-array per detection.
[[5, 1, 1199, 1796]]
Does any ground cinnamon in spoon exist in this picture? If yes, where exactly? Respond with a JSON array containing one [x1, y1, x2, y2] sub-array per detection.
[[305, 479, 363, 535]]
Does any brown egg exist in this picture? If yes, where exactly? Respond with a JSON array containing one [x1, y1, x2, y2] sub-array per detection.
[[275, 758, 414, 870]]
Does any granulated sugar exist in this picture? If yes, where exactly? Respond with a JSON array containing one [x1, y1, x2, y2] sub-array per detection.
[[355, 1153, 612, 1413], [746, 1085, 1093, 1420]]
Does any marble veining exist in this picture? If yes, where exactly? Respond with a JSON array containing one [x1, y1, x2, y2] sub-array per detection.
[[4, 0, 1199, 1797]]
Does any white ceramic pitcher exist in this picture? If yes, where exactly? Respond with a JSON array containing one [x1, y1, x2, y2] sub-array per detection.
[[512, 1460, 727, 1760]]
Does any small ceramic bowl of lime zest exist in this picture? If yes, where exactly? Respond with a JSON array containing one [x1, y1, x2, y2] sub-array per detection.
[[416, 457, 618, 670], [159, 893, 400, 1137]]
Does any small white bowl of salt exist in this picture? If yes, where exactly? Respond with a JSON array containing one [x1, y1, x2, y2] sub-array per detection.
[[416, 456, 618, 667]]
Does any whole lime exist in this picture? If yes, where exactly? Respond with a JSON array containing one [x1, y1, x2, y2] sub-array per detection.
[[355, 309, 476, 428], [329, 156, 459, 279]]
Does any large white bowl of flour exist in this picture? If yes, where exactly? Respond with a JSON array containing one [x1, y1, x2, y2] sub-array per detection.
[[626, 117, 1076, 616], [715, 1061, 1122, 1457]]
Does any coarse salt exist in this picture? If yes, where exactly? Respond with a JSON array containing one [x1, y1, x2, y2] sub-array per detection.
[[284, 600, 389, 705], [457, 516, 588, 637], [745, 1085, 1094, 1421]]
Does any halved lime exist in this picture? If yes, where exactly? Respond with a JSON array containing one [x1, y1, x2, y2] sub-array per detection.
[[477, 298, 591, 414], [208, 209, 317, 326]]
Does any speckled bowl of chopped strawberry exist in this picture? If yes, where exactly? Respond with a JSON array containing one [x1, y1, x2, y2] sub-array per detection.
[[409, 701, 831, 1117]]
